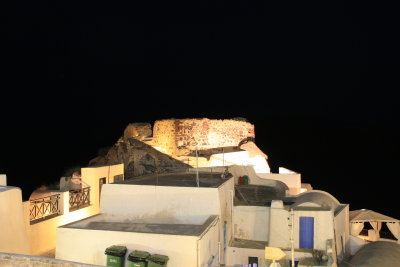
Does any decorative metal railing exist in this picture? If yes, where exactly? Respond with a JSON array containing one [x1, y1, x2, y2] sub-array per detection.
[[30, 194, 60, 224], [69, 187, 90, 211]]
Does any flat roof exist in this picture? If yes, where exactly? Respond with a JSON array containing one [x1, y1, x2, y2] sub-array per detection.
[[61, 215, 219, 237], [234, 184, 294, 206], [0, 186, 20, 193], [230, 238, 268, 249], [118, 171, 229, 188]]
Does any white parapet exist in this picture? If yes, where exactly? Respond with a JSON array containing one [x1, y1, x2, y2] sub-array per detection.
[[0, 174, 6, 186]]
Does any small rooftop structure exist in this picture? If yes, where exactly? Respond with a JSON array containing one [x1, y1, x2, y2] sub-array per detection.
[[349, 209, 400, 244], [234, 186, 344, 213], [350, 209, 400, 223]]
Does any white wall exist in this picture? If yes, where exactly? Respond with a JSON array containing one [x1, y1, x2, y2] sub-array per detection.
[[0, 187, 30, 254], [209, 151, 270, 173], [217, 178, 235, 263], [257, 173, 301, 195], [198, 219, 220, 267], [0, 174, 6, 186], [269, 201, 335, 251], [334, 205, 350, 261], [100, 184, 220, 223], [56, 227, 198, 267], [233, 206, 270, 242], [268, 201, 291, 248], [81, 164, 124, 208]]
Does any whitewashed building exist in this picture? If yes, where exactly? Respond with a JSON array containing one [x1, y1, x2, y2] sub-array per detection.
[[56, 171, 234, 267]]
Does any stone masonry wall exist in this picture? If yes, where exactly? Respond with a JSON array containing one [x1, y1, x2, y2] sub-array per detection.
[[153, 118, 255, 155], [152, 120, 178, 155]]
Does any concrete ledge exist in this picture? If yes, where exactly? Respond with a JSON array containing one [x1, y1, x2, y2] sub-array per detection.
[[0, 252, 102, 267]]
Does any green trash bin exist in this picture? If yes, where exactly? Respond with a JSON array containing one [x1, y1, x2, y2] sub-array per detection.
[[128, 250, 150, 267], [105, 245, 127, 267], [147, 254, 169, 267], [243, 175, 249, 185]]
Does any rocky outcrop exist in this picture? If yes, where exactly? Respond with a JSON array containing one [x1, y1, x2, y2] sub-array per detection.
[[123, 123, 152, 141], [89, 138, 191, 178]]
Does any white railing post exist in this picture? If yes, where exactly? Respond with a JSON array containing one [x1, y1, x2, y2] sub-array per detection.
[[61, 191, 70, 216]]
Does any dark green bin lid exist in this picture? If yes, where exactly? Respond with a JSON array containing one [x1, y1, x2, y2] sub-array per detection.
[[128, 250, 150, 261], [147, 254, 169, 265], [105, 245, 127, 257]]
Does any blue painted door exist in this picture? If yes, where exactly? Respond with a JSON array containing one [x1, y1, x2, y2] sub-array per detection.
[[299, 217, 314, 248]]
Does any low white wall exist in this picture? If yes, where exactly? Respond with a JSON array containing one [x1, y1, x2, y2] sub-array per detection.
[[233, 206, 270, 242], [0, 175, 6, 186], [0, 187, 30, 254], [209, 151, 270, 173], [257, 173, 301, 195], [56, 227, 198, 267]]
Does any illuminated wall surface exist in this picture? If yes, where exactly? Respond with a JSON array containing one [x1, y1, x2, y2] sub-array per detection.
[[153, 118, 255, 155], [0, 186, 30, 254], [98, 177, 235, 264], [0, 164, 124, 257], [56, 216, 220, 267]]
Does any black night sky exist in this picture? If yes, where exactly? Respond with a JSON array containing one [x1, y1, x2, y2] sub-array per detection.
[[1, 1, 399, 218]]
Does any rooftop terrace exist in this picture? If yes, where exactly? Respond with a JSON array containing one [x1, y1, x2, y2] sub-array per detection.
[[119, 171, 229, 188], [234, 184, 293, 206], [61, 215, 218, 236], [235, 185, 345, 213]]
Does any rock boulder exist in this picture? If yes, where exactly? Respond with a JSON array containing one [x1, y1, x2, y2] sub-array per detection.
[[89, 138, 191, 178]]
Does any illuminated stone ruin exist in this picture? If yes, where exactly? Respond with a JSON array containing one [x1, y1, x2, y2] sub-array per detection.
[[152, 118, 255, 156]]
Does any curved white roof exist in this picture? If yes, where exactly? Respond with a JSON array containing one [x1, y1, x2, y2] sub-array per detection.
[[293, 190, 341, 210]]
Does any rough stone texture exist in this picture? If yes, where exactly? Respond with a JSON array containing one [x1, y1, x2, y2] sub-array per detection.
[[123, 123, 152, 141], [89, 138, 190, 178], [0, 252, 101, 267], [153, 118, 255, 156]]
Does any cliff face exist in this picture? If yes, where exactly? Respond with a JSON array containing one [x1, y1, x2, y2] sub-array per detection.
[[89, 138, 191, 178]]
